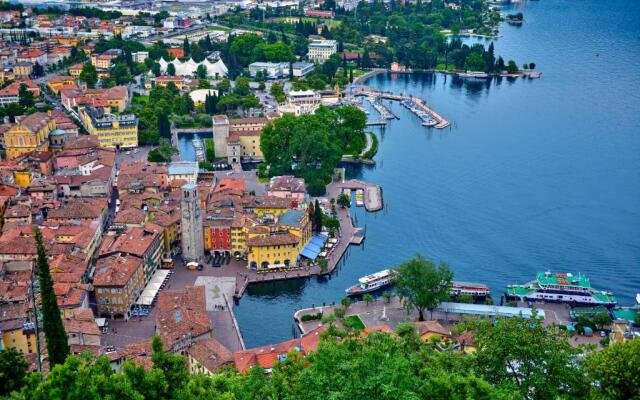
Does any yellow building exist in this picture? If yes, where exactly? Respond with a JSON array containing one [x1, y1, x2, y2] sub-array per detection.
[[0, 67, 14, 84], [56, 37, 80, 47], [13, 62, 33, 79], [4, 112, 55, 159], [68, 63, 84, 78], [13, 170, 31, 188], [253, 196, 291, 219], [247, 231, 300, 270], [414, 321, 452, 343], [245, 210, 312, 270], [1, 323, 37, 354], [47, 76, 76, 95], [80, 106, 138, 149]]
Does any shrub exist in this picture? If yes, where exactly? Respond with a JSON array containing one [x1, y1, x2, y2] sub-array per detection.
[[300, 312, 322, 322]]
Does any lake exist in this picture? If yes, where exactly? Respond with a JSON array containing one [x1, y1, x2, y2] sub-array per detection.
[[233, 0, 640, 348]]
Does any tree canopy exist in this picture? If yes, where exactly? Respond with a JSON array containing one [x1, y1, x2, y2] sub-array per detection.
[[394, 253, 453, 321], [260, 105, 366, 196]]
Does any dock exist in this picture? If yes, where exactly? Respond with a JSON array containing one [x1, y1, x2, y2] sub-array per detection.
[[338, 179, 384, 212], [351, 85, 450, 129]]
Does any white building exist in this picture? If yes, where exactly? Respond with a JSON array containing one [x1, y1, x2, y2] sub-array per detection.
[[158, 57, 228, 78], [278, 90, 321, 116], [168, 161, 199, 184], [292, 61, 315, 77], [122, 25, 156, 39], [248, 62, 289, 79], [308, 40, 337, 63], [180, 183, 204, 263], [132, 51, 149, 64]]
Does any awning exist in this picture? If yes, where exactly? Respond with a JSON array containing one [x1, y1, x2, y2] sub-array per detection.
[[300, 247, 320, 260], [136, 269, 170, 306]]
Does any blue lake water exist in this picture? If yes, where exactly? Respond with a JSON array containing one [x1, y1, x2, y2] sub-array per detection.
[[234, 0, 640, 348]]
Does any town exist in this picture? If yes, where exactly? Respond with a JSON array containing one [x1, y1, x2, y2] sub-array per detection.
[[0, 1, 637, 399]]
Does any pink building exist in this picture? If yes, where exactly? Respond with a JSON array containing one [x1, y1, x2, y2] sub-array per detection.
[[266, 175, 306, 203]]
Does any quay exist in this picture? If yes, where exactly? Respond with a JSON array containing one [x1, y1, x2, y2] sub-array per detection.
[[335, 179, 384, 212], [351, 85, 450, 129]]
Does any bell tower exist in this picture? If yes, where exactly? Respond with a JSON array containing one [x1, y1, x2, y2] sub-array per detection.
[[180, 183, 203, 263]]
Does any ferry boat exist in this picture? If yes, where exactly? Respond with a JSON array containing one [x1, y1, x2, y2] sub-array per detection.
[[451, 281, 490, 298], [346, 269, 397, 296], [505, 272, 617, 308]]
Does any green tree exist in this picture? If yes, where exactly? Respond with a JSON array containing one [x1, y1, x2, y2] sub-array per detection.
[[464, 52, 485, 71], [234, 76, 250, 96], [195, 64, 207, 79], [183, 37, 190, 57], [363, 294, 374, 306], [314, 199, 323, 233], [167, 62, 176, 76], [204, 138, 215, 162], [0, 347, 28, 396], [269, 82, 286, 103], [583, 338, 640, 400], [18, 83, 35, 108], [157, 112, 171, 139], [593, 311, 613, 330], [79, 62, 98, 88], [394, 254, 453, 321], [473, 315, 586, 399], [337, 192, 351, 208], [506, 60, 519, 73], [111, 62, 132, 85], [34, 227, 70, 366], [151, 336, 188, 398], [383, 291, 392, 304], [333, 306, 346, 319], [341, 297, 352, 310]]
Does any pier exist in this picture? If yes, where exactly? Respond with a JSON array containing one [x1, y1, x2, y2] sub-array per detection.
[[351, 85, 450, 129]]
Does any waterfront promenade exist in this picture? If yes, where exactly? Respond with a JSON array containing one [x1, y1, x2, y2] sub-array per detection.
[[293, 297, 603, 348]]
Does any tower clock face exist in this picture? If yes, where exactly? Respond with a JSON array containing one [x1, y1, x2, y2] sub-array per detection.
[[182, 208, 190, 219]]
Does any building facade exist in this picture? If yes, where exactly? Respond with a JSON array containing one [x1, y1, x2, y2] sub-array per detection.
[[4, 112, 55, 159], [181, 183, 204, 262], [80, 106, 138, 149], [308, 40, 337, 62]]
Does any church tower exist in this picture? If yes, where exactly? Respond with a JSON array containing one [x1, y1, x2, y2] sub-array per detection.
[[180, 183, 203, 263]]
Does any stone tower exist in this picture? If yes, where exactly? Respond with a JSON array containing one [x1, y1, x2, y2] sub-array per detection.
[[180, 183, 203, 263]]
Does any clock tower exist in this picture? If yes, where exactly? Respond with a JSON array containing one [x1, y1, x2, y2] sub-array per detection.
[[180, 183, 204, 263]]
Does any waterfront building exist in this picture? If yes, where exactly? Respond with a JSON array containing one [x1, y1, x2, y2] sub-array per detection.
[[308, 40, 337, 62], [79, 106, 138, 149], [181, 183, 204, 262], [212, 115, 270, 163], [279, 90, 321, 115], [4, 112, 55, 159]]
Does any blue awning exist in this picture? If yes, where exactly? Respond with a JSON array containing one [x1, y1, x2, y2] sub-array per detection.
[[300, 247, 319, 260]]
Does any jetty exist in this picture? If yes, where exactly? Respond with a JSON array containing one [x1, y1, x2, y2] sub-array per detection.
[[351, 85, 450, 129], [337, 179, 383, 212]]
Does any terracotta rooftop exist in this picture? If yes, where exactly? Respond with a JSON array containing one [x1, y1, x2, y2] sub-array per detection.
[[186, 337, 233, 373], [93, 254, 142, 287], [246, 232, 299, 247]]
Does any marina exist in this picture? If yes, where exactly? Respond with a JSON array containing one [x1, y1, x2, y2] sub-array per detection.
[[192, 135, 205, 162], [351, 85, 450, 129]]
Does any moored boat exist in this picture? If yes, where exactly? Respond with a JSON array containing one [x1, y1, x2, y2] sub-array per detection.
[[505, 272, 617, 307], [451, 281, 490, 298], [458, 71, 490, 79], [346, 269, 397, 296]]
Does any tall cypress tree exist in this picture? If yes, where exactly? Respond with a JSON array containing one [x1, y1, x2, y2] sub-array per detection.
[[34, 228, 69, 366], [314, 199, 323, 233]]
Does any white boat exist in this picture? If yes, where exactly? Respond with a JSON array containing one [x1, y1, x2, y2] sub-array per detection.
[[636, 292, 640, 306], [346, 269, 397, 296], [458, 71, 490, 79]]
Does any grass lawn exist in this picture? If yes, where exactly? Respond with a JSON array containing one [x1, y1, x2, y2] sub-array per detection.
[[342, 315, 366, 330], [132, 95, 149, 106]]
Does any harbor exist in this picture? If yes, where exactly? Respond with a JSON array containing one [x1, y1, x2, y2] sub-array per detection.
[[350, 85, 450, 129]]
